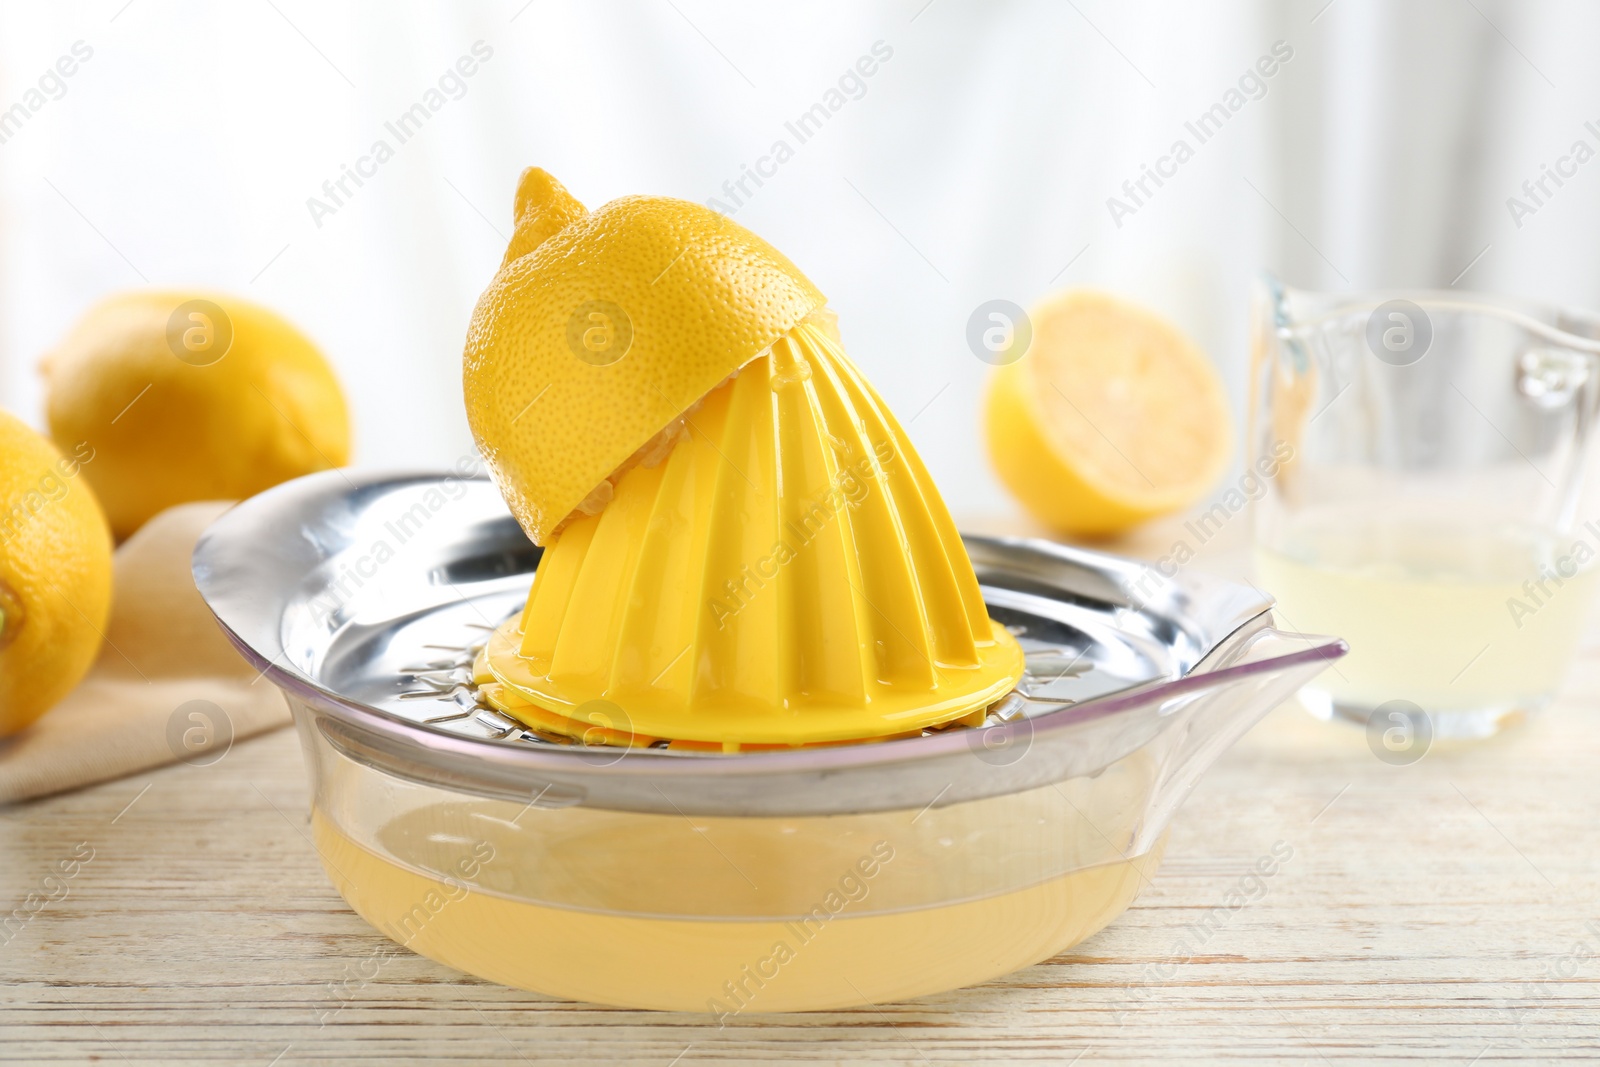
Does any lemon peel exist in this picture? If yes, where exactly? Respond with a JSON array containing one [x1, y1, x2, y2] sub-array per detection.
[[463, 167, 826, 545]]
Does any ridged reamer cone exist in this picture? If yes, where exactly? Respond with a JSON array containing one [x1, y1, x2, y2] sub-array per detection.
[[463, 168, 826, 545], [479, 319, 1025, 748]]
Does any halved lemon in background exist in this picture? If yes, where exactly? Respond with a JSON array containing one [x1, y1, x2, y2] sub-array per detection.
[[984, 290, 1232, 537]]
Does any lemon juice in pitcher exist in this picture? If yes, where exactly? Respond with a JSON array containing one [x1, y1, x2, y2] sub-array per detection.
[[1256, 513, 1599, 733]]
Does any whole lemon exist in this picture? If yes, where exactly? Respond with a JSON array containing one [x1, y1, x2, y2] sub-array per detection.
[[0, 410, 113, 736], [41, 291, 350, 540]]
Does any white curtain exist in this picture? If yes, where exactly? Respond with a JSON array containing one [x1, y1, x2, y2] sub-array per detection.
[[3, 0, 1597, 517]]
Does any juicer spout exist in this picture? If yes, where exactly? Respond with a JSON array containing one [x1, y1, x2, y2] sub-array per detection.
[[1129, 622, 1346, 854]]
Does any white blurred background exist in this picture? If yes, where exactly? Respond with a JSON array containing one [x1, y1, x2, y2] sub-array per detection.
[[3, 0, 1599, 520]]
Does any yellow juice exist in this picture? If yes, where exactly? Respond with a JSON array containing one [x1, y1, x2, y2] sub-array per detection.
[[1255, 516, 1598, 721], [310, 796, 1160, 1013]]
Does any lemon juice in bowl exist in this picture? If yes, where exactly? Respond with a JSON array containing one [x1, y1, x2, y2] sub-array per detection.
[[309, 754, 1162, 1014], [1252, 278, 1600, 737]]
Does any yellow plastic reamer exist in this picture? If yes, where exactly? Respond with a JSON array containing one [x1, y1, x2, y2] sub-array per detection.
[[467, 170, 1024, 749]]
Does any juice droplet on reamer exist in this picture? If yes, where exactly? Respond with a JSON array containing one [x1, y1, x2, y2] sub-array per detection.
[[770, 361, 812, 390]]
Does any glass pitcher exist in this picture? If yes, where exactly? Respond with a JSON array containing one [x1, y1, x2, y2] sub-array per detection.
[[1250, 276, 1600, 740]]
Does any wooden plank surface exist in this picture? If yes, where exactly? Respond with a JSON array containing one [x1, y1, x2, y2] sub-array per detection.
[[3, 519, 1599, 1064]]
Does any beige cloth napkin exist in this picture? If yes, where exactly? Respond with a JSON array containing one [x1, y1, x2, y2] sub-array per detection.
[[0, 501, 291, 805]]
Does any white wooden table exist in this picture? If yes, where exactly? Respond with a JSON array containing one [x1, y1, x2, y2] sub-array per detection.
[[3, 516, 1598, 1064]]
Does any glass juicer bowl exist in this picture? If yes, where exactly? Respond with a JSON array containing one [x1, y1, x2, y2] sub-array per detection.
[[193, 470, 1344, 1013]]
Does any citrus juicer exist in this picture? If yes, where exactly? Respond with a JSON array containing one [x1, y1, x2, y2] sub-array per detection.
[[192, 170, 1347, 1012], [194, 475, 1343, 1012]]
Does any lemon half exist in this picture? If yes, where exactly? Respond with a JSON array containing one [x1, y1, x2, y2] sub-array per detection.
[[985, 291, 1232, 537], [463, 168, 825, 545]]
